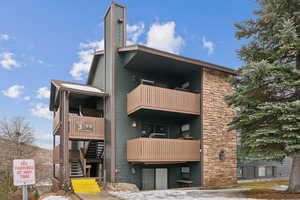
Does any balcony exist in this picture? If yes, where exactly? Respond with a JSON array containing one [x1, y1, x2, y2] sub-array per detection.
[[127, 84, 200, 116], [127, 138, 201, 164], [69, 115, 104, 140]]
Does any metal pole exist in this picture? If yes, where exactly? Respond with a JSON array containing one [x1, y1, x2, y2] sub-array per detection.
[[22, 185, 28, 200]]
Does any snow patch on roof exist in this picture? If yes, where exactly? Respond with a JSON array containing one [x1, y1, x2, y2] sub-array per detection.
[[61, 83, 103, 94]]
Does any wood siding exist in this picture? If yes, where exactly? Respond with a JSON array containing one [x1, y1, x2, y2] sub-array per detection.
[[127, 138, 201, 163], [127, 84, 200, 115], [69, 115, 104, 140]]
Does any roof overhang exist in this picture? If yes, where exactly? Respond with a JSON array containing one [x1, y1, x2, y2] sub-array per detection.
[[118, 45, 236, 75], [49, 80, 108, 111]]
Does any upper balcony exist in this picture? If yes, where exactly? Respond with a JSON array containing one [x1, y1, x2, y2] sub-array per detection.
[[127, 84, 200, 116], [127, 138, 201, 164]]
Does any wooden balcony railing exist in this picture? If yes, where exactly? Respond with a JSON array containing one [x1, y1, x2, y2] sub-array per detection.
[[53, 145, 60, 164], [127, 138, 201, 164], [127, 84, 200, 115], [69, 115, 104, 140]]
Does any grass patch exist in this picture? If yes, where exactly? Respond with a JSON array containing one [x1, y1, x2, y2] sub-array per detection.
[[242, 188, 300, 199], [0, 191, 13, 200], [238, 180, 289, 189], [198, 180, 289, 190]]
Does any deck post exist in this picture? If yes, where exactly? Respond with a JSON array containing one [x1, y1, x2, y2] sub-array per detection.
[[60, 90, 70, 190]]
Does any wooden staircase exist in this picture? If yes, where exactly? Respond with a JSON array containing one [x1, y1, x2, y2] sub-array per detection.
[[86, 141, 104, 160], [70, 160, 84, 177]]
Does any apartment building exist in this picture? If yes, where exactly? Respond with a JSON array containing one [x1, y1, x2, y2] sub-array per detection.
[[49, 2, 238, 190]]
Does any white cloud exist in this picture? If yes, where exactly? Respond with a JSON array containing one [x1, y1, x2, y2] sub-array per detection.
[[2, 85, 24, 98], [0, 52, 18, 69], [127, 23, 144, 45], [36, 87, 50, 99], [70, 21, 183, 80], [0, 34, 10, 40], [202, 37, 214, 55], [70, 39, 104, 80], [24, 96, 31, 101], [146, 21, 184, 54], [31, 103, 52, 120], [30, 56, 44, 64]]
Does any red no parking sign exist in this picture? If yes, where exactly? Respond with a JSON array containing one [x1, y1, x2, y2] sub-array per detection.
[[13, 159, 35, 186]]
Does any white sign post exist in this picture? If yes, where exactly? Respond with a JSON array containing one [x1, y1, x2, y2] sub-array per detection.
[[13, 159, 35, 200]]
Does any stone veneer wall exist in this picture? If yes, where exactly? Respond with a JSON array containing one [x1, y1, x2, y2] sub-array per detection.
[[202, 69, 237, 186]]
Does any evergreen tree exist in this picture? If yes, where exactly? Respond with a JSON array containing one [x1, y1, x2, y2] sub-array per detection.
[[226, 0, 300, 193]]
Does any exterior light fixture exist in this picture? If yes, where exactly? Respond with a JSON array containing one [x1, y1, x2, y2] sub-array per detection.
[[132, 121, 137, 128], [131, 167, 136, 174], [219, 150, 226, 161]]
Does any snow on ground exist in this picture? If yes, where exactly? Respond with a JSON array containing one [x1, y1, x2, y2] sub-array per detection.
[[42, 196, 70, 200], [110, 188, 258, 200], [271, 185, 288, 191]]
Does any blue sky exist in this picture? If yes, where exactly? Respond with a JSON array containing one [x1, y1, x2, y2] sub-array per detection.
[[0, 0, 258, 149]]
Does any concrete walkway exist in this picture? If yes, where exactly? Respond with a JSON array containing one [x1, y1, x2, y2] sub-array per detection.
[[75, 191, 118, 200]]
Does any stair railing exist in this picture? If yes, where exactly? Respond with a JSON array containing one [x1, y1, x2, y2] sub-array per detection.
[[79, 148, 86, 176], [84, 141, 90, 155]]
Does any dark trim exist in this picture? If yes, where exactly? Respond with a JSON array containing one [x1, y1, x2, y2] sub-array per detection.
[[119, 45, 236, 75], [200, 69, 204, 186]]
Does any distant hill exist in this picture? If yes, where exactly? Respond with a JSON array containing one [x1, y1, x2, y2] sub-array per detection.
[[0, 137, 52, 183]]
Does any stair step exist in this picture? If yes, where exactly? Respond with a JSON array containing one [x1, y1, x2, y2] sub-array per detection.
[[71, 178, 101, 192]]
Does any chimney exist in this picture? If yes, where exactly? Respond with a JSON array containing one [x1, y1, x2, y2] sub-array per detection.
[[103, 2, 126, 183], [104, 2, 126, 51]]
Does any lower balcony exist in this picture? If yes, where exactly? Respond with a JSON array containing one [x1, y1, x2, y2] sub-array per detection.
[[127, 138, 201, 164], [69, 115, 104, 140]]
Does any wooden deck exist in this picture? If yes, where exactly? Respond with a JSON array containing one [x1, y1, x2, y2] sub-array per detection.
[[127, 138, 201, 164], [127, 84, 200, 115]]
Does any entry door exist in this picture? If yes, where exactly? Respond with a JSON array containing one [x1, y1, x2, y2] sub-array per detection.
[[155, 168, 168, 189], [142, 168, 155, 190]]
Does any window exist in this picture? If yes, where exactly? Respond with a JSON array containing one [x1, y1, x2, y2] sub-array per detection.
[[258, 167, 266, 177], [181, 167, 191, 180]]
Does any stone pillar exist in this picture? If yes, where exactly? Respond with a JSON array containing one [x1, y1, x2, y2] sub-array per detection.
[[201, 69, 237, 186]]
